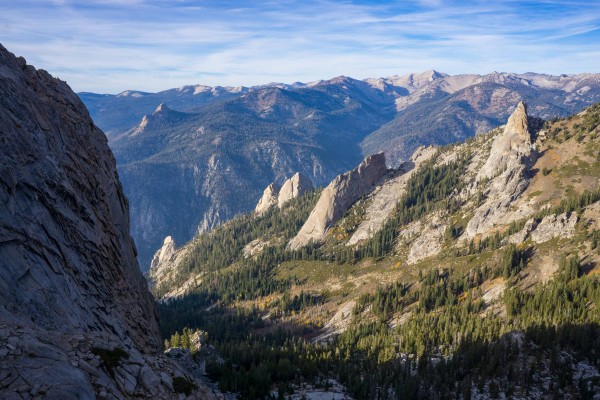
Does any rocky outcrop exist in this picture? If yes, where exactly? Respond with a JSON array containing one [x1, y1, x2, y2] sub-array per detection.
[[0, 44, 216, 399], [348, 146, 436, 245], [465, 102, 534, 238], [150, 236, 176, 272], [508, 213, 578, 245], [255, 173, 314, 216], [531, 213, 578, 243], [478, 101, 532, 180], [255, 183, 280, 215], [278, 172, 313, 208], [288, 153, 388, 250], [406, 214, 447, 264], [508, 218, 538, 244]]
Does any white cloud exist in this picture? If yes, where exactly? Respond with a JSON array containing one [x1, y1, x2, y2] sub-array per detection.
[[1, 0, 598, 92]]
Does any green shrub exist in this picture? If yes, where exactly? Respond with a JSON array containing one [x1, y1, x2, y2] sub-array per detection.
[[542, 167, 551, 176], [92, 347, 129, 377], [173, 376, 197, 395]]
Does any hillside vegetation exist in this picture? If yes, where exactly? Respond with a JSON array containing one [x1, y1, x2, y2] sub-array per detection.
[[155, 103, 600, 399]]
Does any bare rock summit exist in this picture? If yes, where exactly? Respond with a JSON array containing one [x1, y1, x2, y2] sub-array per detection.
[[478, 101, 531, 180], [255, 183, 280, 215], [278, 172, 313, 208], [255, 172, 314, 215], [288, 153, 387, 250], [150, 235, 176, 272], [465, 102, 534, 238]]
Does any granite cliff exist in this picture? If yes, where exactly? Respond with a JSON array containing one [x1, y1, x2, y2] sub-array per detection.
[[0, 44, 215, 399], [288, 153, 387, 250], [255, 172, 313, 215]]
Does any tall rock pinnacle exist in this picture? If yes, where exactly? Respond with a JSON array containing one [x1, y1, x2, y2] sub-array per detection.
[[278, 172, 313, 208], [255, 183, 280, 215], [478, 101, 532, 180], [466, 101, 534, 238]]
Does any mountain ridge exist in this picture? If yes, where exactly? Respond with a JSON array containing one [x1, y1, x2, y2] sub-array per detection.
[[80, 71, 600, 271]]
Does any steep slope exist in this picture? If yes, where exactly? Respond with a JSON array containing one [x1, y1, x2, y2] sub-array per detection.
[[151, 102, 600, 399], [0, 45, 214, 399], [347, 145, 437, 245]]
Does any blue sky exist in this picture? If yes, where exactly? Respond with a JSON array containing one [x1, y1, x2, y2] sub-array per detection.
[[1, 0, 599, 93]]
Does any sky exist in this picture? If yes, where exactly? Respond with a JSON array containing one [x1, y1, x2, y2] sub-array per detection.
[[1, 0, 599, 93]]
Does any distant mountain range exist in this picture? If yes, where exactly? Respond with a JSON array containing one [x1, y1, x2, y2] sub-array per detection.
[[80, 70, 600, 270]]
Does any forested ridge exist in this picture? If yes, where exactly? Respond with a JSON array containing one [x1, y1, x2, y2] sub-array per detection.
[[156, 104, 600, 399]]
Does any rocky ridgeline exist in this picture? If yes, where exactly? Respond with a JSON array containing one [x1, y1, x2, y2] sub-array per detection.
[[0, 44, 217, 399], [255, 172, 313, 215], [84, 69, 600, 272], [288, 153, 387, 250]]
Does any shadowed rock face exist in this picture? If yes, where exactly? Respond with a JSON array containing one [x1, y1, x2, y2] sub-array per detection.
[[288, 153, 388, 250], [0, 44, 216, 399], [0, 44, 159, 350]]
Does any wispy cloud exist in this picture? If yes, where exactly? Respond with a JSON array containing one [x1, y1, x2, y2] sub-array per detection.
[[1, 0, 599, 93]]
